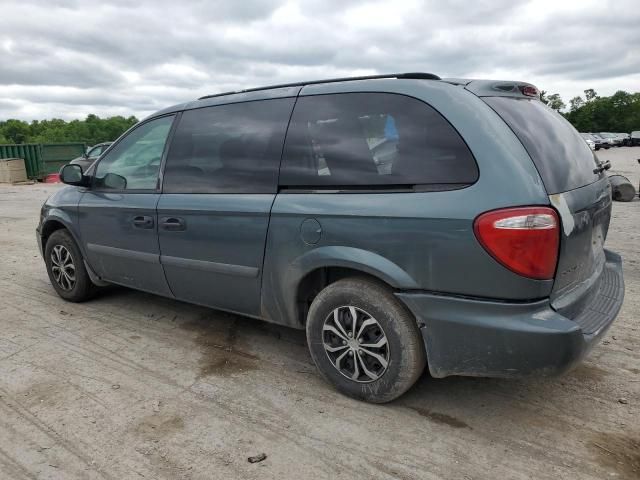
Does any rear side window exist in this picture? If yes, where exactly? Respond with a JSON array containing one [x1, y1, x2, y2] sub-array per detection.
[[484, 97, 599, 194], [280, 93, 478, 188], [163, 97, 295, 193], [88, 145, 103, 157]]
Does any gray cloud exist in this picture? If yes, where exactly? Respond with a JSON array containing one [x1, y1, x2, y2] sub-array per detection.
[[1, 0, 639, 120]]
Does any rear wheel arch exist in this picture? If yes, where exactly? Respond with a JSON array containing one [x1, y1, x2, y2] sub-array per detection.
[[280, 247, 418, 327], [295, 266, 407, 326]]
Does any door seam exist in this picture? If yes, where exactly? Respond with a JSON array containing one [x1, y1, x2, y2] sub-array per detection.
[[154, 193, 177, 298]]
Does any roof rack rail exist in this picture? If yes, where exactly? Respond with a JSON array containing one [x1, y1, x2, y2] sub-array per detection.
[[197, 72, 440, 100]]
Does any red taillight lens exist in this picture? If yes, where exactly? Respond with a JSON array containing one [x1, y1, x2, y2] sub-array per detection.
[[473, 207, 559, 280]]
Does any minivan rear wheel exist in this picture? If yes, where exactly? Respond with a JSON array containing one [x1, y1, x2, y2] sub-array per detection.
[[45, 229, 96, 302], [306, 277, 426, 403]]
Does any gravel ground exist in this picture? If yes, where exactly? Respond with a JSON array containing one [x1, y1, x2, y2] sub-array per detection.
[[0, 147, 638, 480]]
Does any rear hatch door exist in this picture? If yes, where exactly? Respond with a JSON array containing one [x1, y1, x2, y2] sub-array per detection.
[[483, 95, 611, 316]]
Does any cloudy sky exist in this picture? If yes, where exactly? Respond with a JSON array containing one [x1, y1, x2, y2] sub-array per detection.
[[1, 0, 639, 121]]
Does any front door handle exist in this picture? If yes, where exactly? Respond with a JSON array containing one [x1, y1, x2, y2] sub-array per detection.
[[132, 215, 154, 229], [160, 217, 186, 231]]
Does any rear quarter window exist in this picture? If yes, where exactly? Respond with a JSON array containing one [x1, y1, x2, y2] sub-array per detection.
[[280, 92, 478, 188], [484, 97, 599, 194]]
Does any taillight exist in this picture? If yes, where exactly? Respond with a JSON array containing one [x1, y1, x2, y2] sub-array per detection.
[[473, 207, 559, 280]]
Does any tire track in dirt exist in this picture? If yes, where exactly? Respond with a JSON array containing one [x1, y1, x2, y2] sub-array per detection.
[[0, 390, 115, 480], [0, 446, 37, 480]]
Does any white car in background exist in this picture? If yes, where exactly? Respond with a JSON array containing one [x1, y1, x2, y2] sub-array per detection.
[[580, 133, 596, 151]]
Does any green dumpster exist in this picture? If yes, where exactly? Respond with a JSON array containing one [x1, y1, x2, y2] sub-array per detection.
[[40, 143, 87, 175], [0, 142, 86, 179], [0, 144, 42, 178]]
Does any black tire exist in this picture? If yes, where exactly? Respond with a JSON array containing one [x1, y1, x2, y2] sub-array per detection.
[[306, 277, 426, 403], [45, 229, 96, 302]]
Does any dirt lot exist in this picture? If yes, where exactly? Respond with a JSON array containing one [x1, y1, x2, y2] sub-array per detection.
[[0, 147, 638, 480]]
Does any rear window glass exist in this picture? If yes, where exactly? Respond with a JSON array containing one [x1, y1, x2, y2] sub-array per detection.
[[280, 93, 478, 188], [484, 97, 599, 194]]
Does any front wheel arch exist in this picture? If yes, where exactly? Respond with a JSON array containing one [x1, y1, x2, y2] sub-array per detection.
[[40, 219, 67, 255]]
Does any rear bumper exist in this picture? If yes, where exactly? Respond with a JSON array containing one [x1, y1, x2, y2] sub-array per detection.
[[396, 249, 624, 378]]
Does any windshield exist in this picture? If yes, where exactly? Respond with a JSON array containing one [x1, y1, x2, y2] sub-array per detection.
[[484, 97, 599, 194]]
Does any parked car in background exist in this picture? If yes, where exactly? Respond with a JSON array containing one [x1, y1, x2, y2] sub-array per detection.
[[631, 131, 640, 146], [590, 133, 609, 149], [38, 74, 624, 403], [68, 142, 112, 171], [616, 133, 631, 146], [599, 132, 623, 147], [580, 133, 597, 150]]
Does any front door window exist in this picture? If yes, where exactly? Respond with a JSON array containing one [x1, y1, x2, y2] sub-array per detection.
[[94, 116, 174, 190]]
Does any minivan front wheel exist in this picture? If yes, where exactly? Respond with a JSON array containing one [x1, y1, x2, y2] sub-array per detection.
[[306, 277, 426, 403], [45, 229, 96, 302]]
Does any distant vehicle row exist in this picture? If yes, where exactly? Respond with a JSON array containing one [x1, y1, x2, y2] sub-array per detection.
[[580, 132, 640, 150]]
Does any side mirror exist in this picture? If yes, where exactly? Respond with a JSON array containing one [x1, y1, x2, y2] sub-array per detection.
[[60, 164, 89, 186], [102, 172, 127, 190]]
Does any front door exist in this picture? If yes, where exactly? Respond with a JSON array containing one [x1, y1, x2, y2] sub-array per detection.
[[78, 115, 175, 296], [157, 97, 295, 316]]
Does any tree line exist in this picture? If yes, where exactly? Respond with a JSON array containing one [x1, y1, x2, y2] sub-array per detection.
[[1, 89, 639, 146], [0, 114, 139, 146], [541, 89, 639, 132]]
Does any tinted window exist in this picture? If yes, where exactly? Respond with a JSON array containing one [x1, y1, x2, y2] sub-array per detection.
[[88, 146, 103, 157], [484, 97, 599, 194], [280, 93, 477, 187], [163, 98, 295, 193], [94, 116, 173, 190]]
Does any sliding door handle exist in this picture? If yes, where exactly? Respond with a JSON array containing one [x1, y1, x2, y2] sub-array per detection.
[[160, 217, 186, 231]]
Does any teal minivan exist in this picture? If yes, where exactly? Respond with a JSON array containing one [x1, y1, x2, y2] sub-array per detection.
[[39, 73, 624, 403]]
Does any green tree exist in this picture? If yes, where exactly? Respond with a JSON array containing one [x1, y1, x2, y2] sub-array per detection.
[[569, 96, 584, 112], [539, 90, 548, 105], [2, 119, 31, 143], [0, 115, 138, 145], [546, 93, 566, 112], [564, 89, 640, 132], [584, 89, 598, 102]]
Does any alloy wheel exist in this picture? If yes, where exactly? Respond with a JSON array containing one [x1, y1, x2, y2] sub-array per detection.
[[50, 244, 76, 291], [322, 306, 390, 383]]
